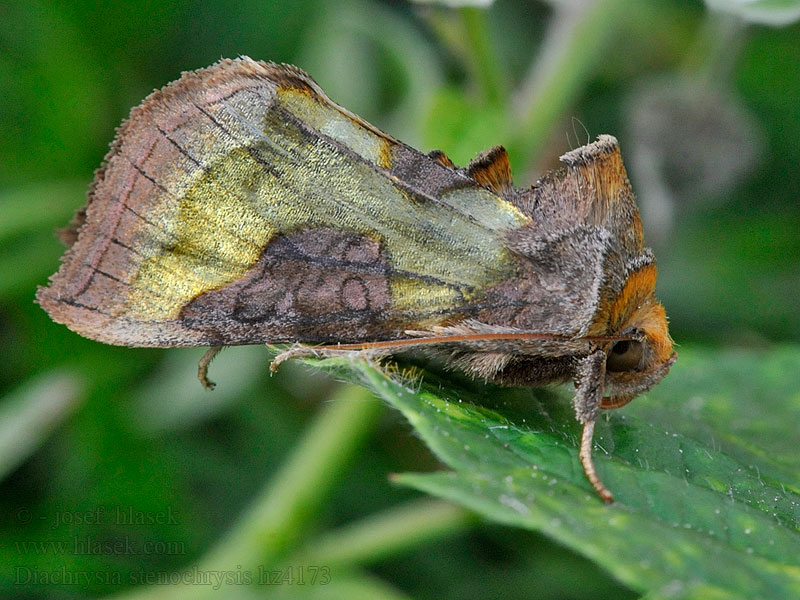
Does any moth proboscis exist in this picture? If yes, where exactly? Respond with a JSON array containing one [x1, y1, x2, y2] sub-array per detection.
[[37, 56, 676, 503]]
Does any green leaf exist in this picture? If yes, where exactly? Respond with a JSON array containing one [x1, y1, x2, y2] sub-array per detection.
[[303, 347, 800, 599]]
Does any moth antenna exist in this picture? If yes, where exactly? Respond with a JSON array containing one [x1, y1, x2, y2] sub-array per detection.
[[307, 331, 635, 353], [579, 420, 614, 503], [572, 117, 590, 148]]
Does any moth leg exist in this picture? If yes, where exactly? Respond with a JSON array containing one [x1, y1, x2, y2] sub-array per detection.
[[270, 344, 386, 372], [574, 350, 614, 503], [270, 344, 322, 372], [573, 350, 605, 423], [197, 345, 223, 390]]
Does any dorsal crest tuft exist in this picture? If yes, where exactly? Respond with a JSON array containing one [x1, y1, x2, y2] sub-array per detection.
[[467, 146, 513, 195]]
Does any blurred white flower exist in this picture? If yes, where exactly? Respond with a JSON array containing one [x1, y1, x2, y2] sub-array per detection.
[[705, 0, 800, 26]]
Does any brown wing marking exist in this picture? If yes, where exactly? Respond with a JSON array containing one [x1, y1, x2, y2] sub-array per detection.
[[180, 228, 473, 345]]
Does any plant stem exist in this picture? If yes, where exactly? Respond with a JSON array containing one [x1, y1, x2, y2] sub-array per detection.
[[302, 570, 417, 599], [513, 0, 634, 174], [461, 7, 507, 105], [0, 371, 82, 482], [202, 384, 381, 567], [293, 497, 474, 568], [117, 384, 382, 599]]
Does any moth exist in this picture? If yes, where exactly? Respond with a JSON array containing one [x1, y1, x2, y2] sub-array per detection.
[[37, 56, 676, 502]]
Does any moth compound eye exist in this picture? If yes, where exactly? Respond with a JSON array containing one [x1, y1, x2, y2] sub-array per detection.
[[606, 340, 644, 372]]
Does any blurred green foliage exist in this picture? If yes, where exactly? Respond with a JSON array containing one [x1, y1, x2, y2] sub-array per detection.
[[1, 0, 799, 599]]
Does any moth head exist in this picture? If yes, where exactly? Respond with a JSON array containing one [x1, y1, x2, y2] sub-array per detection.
[[593, 263, 676, 405]]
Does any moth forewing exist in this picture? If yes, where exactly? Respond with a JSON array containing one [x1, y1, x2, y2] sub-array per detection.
[[37, 56, 675, 503]]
